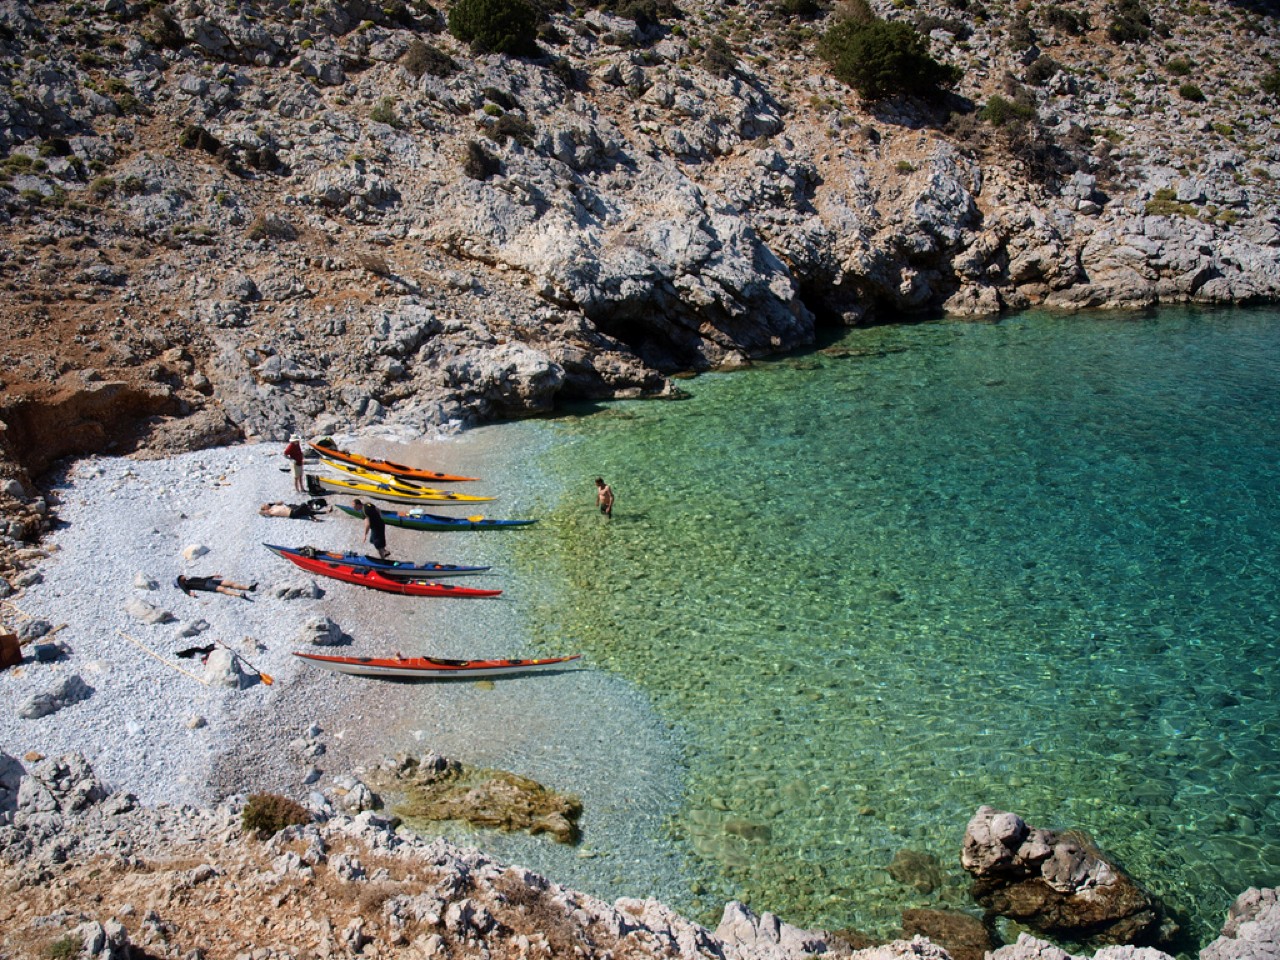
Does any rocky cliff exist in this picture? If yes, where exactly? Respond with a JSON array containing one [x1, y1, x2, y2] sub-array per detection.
[[1, 0, 1279, 563]]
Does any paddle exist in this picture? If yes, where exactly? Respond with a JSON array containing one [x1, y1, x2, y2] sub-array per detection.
[[216, 638, 274, 686]]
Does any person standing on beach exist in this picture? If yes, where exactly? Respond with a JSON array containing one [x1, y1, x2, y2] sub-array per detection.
[[595, 478, 614, 519], [353, 498, 390, 560], [284, 435, 305, 493]]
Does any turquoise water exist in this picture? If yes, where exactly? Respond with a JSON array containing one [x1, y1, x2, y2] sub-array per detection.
[[506, 307, 1280, 946]]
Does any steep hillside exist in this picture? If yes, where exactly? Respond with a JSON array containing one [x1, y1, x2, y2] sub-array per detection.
[[0, 0, 1278, 574]]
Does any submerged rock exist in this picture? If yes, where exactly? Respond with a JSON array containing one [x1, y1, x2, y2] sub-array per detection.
[[372, 752, 582, 844]]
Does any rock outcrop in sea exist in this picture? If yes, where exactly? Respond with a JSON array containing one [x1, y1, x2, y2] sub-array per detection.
[[961, 806, 1173, 948]]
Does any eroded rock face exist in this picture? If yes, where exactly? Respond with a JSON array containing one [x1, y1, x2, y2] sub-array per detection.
[[961, 806, 1172, 948]]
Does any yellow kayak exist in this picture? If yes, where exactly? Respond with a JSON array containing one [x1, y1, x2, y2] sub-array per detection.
[[313, 475, 495, 505]]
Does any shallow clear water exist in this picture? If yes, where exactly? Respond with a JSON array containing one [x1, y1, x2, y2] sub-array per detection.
[[503, 306, 1280, 945]]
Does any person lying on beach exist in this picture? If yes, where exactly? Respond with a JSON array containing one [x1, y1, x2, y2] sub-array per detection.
[[259, 499, 329, 520], [175, 575, 257, 600]]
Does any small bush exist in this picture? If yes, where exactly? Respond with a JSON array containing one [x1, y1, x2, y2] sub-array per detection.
[[915, 14, 971, 40], [1107, 0, 1150, 43], [979, 93, 1036, 126], [1145, 187, 1197, 217], [246, 213, 298, 242], [701, 34, 738, 77], [448, 0, 539, 56], [1178, 83, 1205, 102], [45, 935, 80, 960], [1042, 4, 1087, 34], [462, 140, 501, 180], [1166, 56, 1193, 77], [242, 792, 310, 838], [486, 112, 536, 146], [1260, 68, 1280, 100], [1025, 55, 1061, 87], [819, 17, 960, 102], [1007, 13, 1035, 49], [370, 96, 398, 125], [403, 39, 458, 78], [779, 0, 824, 17], [88, 176, 116, 199]]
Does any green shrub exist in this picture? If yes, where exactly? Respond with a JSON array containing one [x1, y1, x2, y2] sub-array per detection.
[[1260, 68, 1280, 100], [462, 140, 501, 179], [1166, 56, 1192, 77], [1042, 4, 1087, 34], [45, 935, 80, 960], [486, 112, 536, 146], [241, 792, 310, 838], [88, 176, 116, 199], [1178, 82, 1205, 102], [1006, 12, 1035, 48], [818, 17, 960, 102], [701, 34, 738, 77], [370, 96, 398, 125], [448, 0, 539, 56], [1107, 0, 1150, 43], [246, 213, 297, 242], [402, 39, 458, 77], [779, 0, 823, 17], [978, 93, 1036, 126], [1025, 54, 1061, 87]]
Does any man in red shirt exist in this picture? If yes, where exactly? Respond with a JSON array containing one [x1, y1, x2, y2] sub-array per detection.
[[284, 435, 305, 493]]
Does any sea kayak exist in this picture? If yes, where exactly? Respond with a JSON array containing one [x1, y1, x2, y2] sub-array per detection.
[[321, 459, 471, 491], [335, 503, 536, 531], [314, 475, 494, 505], [294, 651, 582, 679], [262, 543, 491, 578], [273, 551, 502, 597], [309, 440, 479, 483]]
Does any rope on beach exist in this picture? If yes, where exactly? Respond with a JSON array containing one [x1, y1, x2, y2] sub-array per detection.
[[116, 630, 211, 687]]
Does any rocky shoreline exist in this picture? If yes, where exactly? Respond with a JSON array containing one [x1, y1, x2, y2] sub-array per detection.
[[3, 750, 1279, 960]]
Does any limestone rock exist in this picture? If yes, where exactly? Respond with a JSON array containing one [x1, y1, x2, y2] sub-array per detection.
[[962, 806, 1171, 947], [125, 597, 175, 625], [18, 675, 94, 719], [202, 647, 245, 688], [1201, 888, 1280, 960], [298, 615, 346, 646], [270, 578, 324, 600]]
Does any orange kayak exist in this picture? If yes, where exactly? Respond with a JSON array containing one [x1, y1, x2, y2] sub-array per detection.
[[309, 440, 479, 483]]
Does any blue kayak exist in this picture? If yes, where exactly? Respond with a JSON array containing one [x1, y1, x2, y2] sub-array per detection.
[[335, 504, 536, 531], [263, 543, 491, 578]]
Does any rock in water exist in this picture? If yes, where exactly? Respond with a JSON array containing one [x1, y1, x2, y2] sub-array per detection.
[[961, 805, 1173, 947]]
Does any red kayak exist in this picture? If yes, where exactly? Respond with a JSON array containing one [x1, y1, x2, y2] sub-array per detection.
[[275, 551, 502, 597], [294, 652, 582, 678]]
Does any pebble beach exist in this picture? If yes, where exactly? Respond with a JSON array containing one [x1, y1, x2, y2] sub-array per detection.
[[0, 426, 695, 909]]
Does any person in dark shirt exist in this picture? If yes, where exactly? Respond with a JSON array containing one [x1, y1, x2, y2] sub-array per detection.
[[353, 498, 389, 560], [176, 575, 256, 600]]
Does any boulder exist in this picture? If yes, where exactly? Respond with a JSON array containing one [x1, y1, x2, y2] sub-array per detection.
[[298, 615, 346, 646], [125, 597, 175, 625], [962, 806, 1172, 947], [0, 750, 24, 824], [18, 675, 94, 719], [76, 920, 132, 960], [901, 909, 995, 960], [271, 579, 324, 600], [202, 647, 245, 688], [18, 754, 108, 813], [715, 900, 834, 959]]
